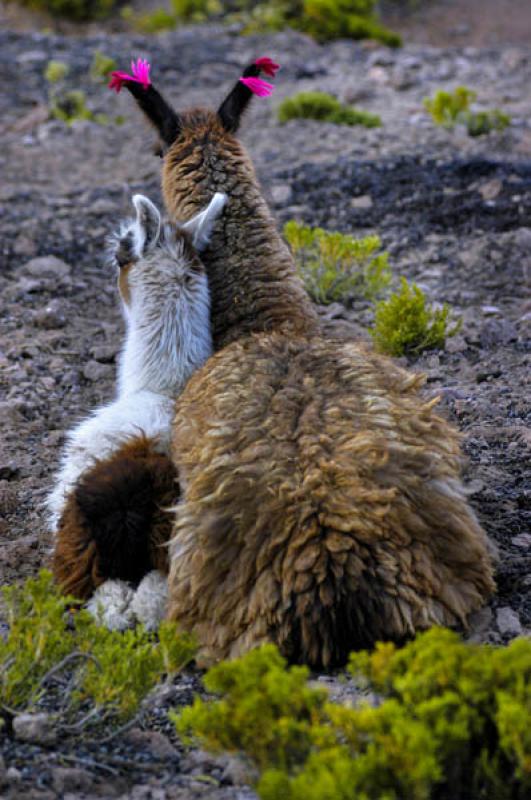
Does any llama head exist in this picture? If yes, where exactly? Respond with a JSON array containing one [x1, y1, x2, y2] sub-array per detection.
[[109, 192, 228, 315], [109, 57, 278, 219]]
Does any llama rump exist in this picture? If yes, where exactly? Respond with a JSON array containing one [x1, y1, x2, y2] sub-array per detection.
[[66, 57, 494, 663], [50, 191, 227, 613]]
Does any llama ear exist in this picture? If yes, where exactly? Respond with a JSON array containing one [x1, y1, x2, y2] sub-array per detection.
[[124, 83, 181, 146], [132, 194, 161, 255], [182, 193, 228, 250], [217, 63, 261, 133]]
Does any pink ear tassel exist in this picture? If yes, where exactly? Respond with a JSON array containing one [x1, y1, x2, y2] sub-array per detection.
[[239, 76, 274, 97], [254, 57, 280, 77], [109, 57, 151, 93]]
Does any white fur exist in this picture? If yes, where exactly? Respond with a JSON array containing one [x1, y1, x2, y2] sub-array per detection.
[[86, 571, 168, 632], [86, 579, 136, 631], [130, 570, 168, 631], [47, 192, 227, 531]]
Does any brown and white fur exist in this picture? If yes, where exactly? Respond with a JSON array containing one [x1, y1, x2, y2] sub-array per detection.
[[55, 63, 495, 663], [50, 192, 227, 615]]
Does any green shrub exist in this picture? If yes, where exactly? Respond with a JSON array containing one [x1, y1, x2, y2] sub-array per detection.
[[242, 0, 401, 45], [172, 630, 531, 800], [90, 50, 117, 83], [44, 60, 69, 84], [424, 87, 510, 137], [126, 0, 221, 32], [0, 571, 196, 724], [278, 91, 381, 128], [7, 0, 118, 22], [370, 277, 461, 356], [284, 221, 391, 304]]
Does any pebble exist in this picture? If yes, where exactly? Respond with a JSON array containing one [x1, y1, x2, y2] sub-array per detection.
[[511, 534, 531, 549], [13, 712, 57, 746], [83, 360, 114, 382], [125, 729, 179, 761], [270, 184, 293, 205], [496, 607, 523, 637], [32, 299, 67, 329], [21, 255, 72, 279], [351, 194, 373, 209], [52, 767, 95, 794], [479, 319, 518, 348]]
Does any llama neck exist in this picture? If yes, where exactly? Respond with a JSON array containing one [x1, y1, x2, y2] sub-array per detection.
[[163, 131, 320, 350], [117, 300, 212, 397], [205, 196, 320, 348]]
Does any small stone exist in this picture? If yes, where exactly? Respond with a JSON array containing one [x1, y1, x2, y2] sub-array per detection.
[[13, 712, 57, 745], [478, 178, 503, 201], [22, 255, 72, 279], [125, 728, 179, 761], [479, 319, 518, 348], [52, 767, 95, 794], [496, 607, 522, 637], [83, 360, 114, 382], [91, 344, 118, 363], [445, 334, 467, 353], [351, 195, 373, 209], [6, 766, 22, 783], [221, 754, 258, 786], [367, 50, 395, 68], [0, 481, 18, 514], [0, 754, 5, 786], [32, 299, 67, 329], [481, 305, 501, 316], [270, 184, 293, 205], [89, 198, 116, 215], [511, 534, 531, 549]]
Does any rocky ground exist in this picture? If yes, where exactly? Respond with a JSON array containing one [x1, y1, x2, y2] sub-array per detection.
[[0, 15, 530, 800]]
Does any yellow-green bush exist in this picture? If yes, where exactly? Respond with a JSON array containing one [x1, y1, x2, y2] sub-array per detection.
[[284, 221, 391, 304], [90, 50, 117, 83], [0, 571, 195, 723], [7, 0, 117, 22], [370, 277, 461, 356], [424, 87, 510, 137], [243, 0, 401, 45], [278, 91, 381, 128], [173, 630, 531, 800], [125, 0, 221, 32]]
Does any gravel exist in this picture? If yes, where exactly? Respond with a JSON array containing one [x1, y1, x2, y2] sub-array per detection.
[[0, 16, 529, 800]]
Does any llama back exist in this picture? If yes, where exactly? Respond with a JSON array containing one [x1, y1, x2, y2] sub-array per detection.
[[167, 333, 494, 667]]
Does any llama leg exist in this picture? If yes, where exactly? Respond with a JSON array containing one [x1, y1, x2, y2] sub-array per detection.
[[53, 435, 178, 599]]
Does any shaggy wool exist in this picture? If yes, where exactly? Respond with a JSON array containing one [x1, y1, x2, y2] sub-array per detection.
[[167, 333, 495, 667]]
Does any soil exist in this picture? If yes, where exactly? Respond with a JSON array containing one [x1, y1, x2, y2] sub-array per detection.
[[0, 7, 530, 799]]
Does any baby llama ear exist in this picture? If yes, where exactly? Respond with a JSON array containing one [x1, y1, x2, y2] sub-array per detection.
[[132, 194, 161, 255], [182, 193, 228, 251]]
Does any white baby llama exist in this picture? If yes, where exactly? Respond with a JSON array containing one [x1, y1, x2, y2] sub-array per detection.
[[48, 191, 227, 627]]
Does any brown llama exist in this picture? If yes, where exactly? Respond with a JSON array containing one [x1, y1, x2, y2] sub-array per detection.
[[55, 58, 494, 664]]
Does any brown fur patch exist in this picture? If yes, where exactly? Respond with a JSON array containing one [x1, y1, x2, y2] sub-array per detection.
[[167, 334, 495, 667], [161, 110, 320, 349], [53, 436, 177, 599]]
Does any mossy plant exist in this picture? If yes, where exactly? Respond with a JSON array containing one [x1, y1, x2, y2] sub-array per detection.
[[0, 571, 195, 724], [173, 630, 531, 800], [424, 87, 510, 137], [125, 0, 221, 33], [7, 0, 117, 21], [370, 277, 461, 356], [242, 0, 401, 46], [278, 91, 381, 128], [44, 58, 121, 127], [44, 59, 69, 84], [284, 221, 391, 304], [90, 50, 117, 83]]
